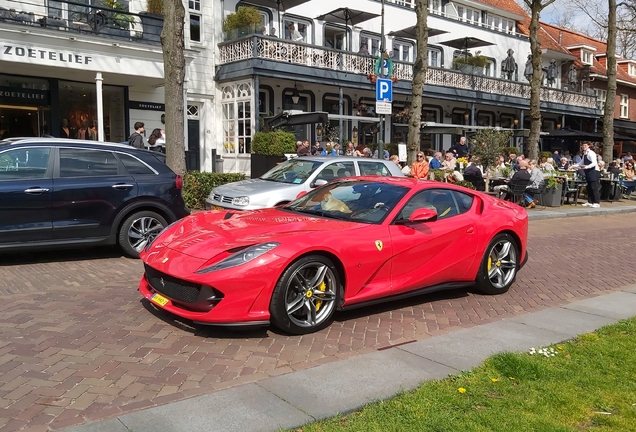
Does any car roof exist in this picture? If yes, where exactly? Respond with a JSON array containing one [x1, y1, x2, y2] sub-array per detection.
[[0, 137, 138, 151], [342, 176, 485, 194], [294, 156, 391, 163]]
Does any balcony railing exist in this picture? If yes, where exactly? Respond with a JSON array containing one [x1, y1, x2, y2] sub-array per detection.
[[0, 0, 162, 44], [219, 35, 598, 110]]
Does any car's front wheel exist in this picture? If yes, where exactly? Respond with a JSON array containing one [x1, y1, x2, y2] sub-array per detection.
[[118, 211, 167, 258], [475, 233, 519, 295], [270, 255, 340, 335]]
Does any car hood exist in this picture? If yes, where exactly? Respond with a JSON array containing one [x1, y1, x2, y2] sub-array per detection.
[[212, 178, 302, 196], [158, 208, 357, 259]]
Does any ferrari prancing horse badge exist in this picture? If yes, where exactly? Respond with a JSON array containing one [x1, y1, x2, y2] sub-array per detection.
[[375, 240, 383, 251]]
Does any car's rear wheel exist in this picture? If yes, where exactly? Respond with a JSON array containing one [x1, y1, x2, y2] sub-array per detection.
[[475, 233, 518, 295], [270, 255, 340, 335], [118, 211, 167, 258]]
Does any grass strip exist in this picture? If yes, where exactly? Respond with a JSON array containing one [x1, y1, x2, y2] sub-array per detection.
[[292, 317, 636, 432]]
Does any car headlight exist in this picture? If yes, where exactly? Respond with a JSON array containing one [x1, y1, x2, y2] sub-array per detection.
[[232, 196, 250, 206], [195, 242, 279, 274]]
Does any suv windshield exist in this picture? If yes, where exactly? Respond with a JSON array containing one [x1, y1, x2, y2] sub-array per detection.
[[286, 180, 409, 224], [260, 159, 322, 184]]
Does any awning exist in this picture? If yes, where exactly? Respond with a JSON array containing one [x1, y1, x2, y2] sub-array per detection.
[[546, 128, 633, 141], [265, 111, 329, 129]]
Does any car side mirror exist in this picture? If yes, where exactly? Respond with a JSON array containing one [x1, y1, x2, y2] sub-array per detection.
[[396, 207, 438, 224], [311, 179, 328, 188], [295, 190, 308, 199]]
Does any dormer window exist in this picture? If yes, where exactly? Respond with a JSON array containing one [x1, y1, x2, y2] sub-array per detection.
[[581, 50, 592, 65], [629, 63, 636, 77]]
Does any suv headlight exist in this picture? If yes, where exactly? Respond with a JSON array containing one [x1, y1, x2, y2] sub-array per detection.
[[232, 196, 250, 206], [196, 242, 279, 274]]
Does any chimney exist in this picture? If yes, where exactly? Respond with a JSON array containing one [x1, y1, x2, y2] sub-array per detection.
[[559, 31, 562, 44]]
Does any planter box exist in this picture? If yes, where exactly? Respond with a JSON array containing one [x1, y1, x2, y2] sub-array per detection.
[[539, 183, 563, 207], [250, 153, 286, 179]]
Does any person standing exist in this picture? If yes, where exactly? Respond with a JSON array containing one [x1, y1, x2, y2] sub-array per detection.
[[128, 122, 145, 149], [449, 136, 469, 158], [579, 141, 600, 208]]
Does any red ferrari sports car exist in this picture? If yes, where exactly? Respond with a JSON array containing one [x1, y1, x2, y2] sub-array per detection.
[[139, 177, 528, 334]]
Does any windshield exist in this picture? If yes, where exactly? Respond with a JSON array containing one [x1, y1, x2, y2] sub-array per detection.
[[260, 159, 322, 184], [286, 180, 409, 224]]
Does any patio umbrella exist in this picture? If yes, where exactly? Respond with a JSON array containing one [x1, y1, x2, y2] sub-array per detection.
[[243, 0, 311, 38], [315, 7, 380, 50], [547, 128, 633, 141], [387, 25, 448, 39], [439, 36, 494, 65]]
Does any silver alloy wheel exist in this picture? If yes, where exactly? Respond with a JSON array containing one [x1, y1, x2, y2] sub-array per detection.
[[487, 238, 518, 289], [285, 262, 337, 329], [127, 216, 165, 252]]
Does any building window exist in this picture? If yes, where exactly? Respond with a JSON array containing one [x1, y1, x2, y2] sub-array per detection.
[[324, 24, 347, 50], [221, 82, 253, 155], [620, 94, 629, 118], [629, 63, 636, 77], [188, 0, 200, 11], [360, 33, 382, 56], [486, 14, 515, 34], [595, 89, 607, 113], [189, 14, 201, 42], [285, 18, 311, 44], [428, 0, 441, 14], [581, 50, 592, 65], [457, 6, 480, 24], [392, 41, 413, 62], [428, 48, 441, 67]]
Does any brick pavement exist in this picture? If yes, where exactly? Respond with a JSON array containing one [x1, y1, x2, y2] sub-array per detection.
[[0, 214, 635, 431]]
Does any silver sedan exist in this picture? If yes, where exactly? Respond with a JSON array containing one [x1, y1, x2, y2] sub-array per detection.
[[206, 156, 405, 211]]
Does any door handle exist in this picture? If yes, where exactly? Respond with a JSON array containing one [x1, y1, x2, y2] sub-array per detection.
[[466, 227, 475, 234], [112, 184, 134, 189], [24, 188, 49, 194]]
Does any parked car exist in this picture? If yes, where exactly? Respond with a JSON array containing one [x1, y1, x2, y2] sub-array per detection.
[[141, 177, 528, 334], [0, 138, 189, 258], [205, 156, 405, 211]]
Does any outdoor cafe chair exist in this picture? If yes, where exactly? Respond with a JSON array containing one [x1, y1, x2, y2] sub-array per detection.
[[561, 176, 582, 206], [526, 180, 547, 210], [505, 178, 530, 206], [462, 173, 486, 191]]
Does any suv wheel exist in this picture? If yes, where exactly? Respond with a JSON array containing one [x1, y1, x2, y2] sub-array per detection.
[[118, 211, 167, 258]]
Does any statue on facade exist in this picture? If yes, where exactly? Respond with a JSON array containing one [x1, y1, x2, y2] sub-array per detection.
[[567, 65, 578, 89], [546, 59, 558, 87], [501, 49, 518, 81], [524, 54, 533, 82]]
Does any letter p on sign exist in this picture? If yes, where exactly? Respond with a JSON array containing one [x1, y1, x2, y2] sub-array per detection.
[[375, 78, 392, 103]]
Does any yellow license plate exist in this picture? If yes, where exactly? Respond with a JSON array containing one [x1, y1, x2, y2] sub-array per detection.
[[151, 293, 169, 307], [210, 205, 224, 210]]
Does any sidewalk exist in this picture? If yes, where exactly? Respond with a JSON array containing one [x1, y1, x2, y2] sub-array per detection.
[[62, 204, 636, 432], [65, 286, 636, 432]]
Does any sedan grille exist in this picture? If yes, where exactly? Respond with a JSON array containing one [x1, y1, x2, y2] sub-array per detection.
[[212, 193, 233, 204], [144, 264, 201, 303]]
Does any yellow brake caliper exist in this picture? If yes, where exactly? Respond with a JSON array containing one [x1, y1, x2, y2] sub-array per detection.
[[488, 256, 493, 271], [315, 281, 327, 311]]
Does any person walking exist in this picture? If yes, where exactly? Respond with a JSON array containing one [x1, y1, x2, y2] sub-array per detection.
[[579, 141, 600, 208], [128, 122, 145, 149]]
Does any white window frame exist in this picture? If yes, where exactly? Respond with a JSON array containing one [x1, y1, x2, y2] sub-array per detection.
[[620, 94, 629, 118], [392, 40, 414, 63], [428, 0, 442, 14], [428, 47, 441, 68], [581, 50, 592, 65], [284, 17, 312, 44], [595, 89, 607, 113], [221, 82, 254, 156], [360, 33, 382, 57], [629, 63, 636, 77], [188, 13, 202, 43]]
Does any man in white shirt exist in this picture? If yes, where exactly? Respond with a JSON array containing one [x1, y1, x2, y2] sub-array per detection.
[[579, 141, 600, 208]]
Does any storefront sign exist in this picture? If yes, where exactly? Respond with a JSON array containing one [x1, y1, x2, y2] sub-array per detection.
[[0, 86, 49, 105], [2, 45, 93, 65], [129, 101, 165, 111]]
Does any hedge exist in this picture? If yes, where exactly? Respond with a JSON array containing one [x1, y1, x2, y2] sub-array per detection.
[[183, 171, 246, 209]]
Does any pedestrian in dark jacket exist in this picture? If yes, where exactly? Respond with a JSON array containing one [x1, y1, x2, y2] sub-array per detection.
[[128, 122, 145, 149]]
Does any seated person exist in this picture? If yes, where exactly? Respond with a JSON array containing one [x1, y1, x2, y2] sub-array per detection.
[[441, 152, 456, 171], [463, 156, 483, 177], [622, 160, 636, 198], [494, 160, 530, 199], [540, 157, 555, 172], [556, 157, 570, 170], [524, 159, 545, 208]]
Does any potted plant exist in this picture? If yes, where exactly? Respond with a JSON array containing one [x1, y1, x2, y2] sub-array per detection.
[[139, 0, 163, 42], [222, 6, 263, 40], [250, 131, 296, 178], [538, 175, 564, 207], [453, 53, 489, 75]]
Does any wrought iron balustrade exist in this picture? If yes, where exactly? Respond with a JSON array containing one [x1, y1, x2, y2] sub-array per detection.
[[0, 0, 162, 44], [219, 35, 598, 110]]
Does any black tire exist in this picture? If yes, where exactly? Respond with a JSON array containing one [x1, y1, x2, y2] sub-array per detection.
[[118, 211, 167, 258], [474, 233, 519, 295], [270, 255, 340, 335]]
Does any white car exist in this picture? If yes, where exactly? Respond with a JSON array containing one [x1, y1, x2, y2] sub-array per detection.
[[205, 156, 405, 211]]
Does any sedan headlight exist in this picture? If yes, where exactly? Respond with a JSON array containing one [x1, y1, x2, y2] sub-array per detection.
[[232, 196, 250, 206], [195, 242, 280, 274]]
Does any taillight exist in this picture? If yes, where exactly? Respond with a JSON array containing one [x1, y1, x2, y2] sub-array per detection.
[[175, 175, 183, 189]]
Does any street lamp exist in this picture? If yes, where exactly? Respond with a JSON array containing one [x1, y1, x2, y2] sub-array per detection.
[[316, 123, 323, 138], [352, 126, 358, 144], [291, 83, 300, 104]]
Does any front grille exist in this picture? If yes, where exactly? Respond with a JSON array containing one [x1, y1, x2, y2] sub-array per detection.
[[145, 264, 201, 303], [213, 193, 233, 204]]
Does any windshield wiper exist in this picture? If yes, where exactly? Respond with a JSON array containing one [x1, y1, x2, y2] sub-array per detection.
[[287, 208, 326, 217]]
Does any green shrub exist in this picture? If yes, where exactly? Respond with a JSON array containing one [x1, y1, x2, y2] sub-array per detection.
[[222, 6, 262, 33], [251, 131, 297, 156], [540, 151, 552, 160], [503, 146, 520, 156], [455, 180, 476, 190], [430, 169, 446, 181], [183, 171, 246, 209]]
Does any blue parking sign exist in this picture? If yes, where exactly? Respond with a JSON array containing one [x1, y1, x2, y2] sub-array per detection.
[[375, 78, 392, 103]]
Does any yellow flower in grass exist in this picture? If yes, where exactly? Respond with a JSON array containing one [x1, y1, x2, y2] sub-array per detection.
[[458, 387, 467, 394], [491, 378, 499, 383], [509, 377, 515, 380], [557, 345, 564, 350]]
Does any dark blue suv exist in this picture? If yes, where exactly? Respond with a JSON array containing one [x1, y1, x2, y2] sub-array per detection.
[[0, 138, 189, 258]]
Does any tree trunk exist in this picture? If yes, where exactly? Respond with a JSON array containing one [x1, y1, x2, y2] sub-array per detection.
[[527, 2, 543, 161], [162, 0, 186, 176], [603, 0, 617, 163], [406, 0, 428, 166]]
